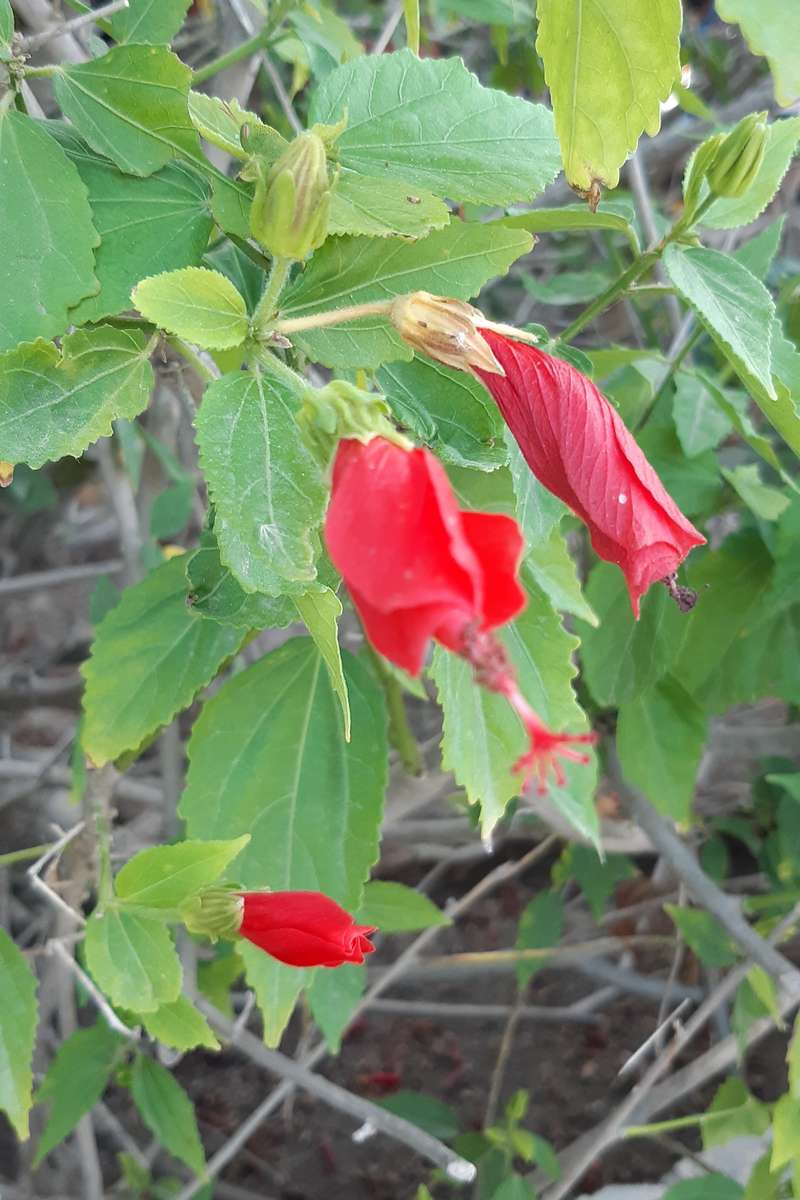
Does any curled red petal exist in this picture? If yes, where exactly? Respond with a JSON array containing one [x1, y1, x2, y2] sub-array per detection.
[[475, 332, 705, 616]]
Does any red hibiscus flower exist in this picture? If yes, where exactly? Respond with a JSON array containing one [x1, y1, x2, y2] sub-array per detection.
[[325, 436, 596, 792], [238, 890, 376, 968], [474, 331, 705, 617]]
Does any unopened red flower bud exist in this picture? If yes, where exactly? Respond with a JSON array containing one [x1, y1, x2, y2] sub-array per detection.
[[238, 891, 376, 968]]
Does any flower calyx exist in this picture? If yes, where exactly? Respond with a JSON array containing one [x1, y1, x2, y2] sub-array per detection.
[[299, 380, 411, 467], [180, 885, 243, 942], [389, 292, 505, 376]]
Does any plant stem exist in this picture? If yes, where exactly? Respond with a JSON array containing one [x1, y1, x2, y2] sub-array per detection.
[[20, 0, 125, 50], [169, 337, 220, 384], [253, 256, 292, 333], [274, 299, 394, 335], [227, 232, 272, 273], [558, 196, 715, 346], [366, 645, 422, 776], [559, 249, 660, 344], [22, 64, 62, 78], [0, 843, 55, 868], [86, 765, 116, 908], [192, 28, 271, 85]]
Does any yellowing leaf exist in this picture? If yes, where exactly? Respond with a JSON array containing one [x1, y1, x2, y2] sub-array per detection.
[[536, 0, 682, 191]]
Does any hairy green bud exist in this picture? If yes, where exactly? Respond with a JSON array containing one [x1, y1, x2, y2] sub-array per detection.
[[299, 380, 411, 467], [250, 131, 332, 261], [707, 111, 768, 200]]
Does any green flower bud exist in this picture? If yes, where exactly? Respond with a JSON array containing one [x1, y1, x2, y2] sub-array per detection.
[[299, 380, 410, 467], [181, 886, 243, 942], [707, 111, 768, 200], [250, 130, 332, 261]]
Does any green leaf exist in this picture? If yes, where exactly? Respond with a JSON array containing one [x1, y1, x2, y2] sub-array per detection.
[[768, 319, 800, 458], [746, 965, 783, 1027], [0, 110, 98, 351], [672, 371, 732, 457], [665, 906, 739, 967], [309, 48, 560, 205], [81, 557, 243, 766], [109, 0, 191, 44], [54, 46, 199, 178], [47, 128, 213, 326], [180, 638, 387, 1044], [357, 881, 450, 932], [0, 0, 13, 53], [276, 0, 362, 79], [515, 890, 563, 987], [307, 963, 365, 1053], [521, 267, 614, 307], [577, 562, 688, 706], [696, 373, 781, 472], [716, 0, 800, 106], [34, 1024, 122, 1165], [617, 676, 707, 822], [505, 434, 568, 547], [703, 116, 800, 230], [502, 202, 639, 252], [555, 844, 634, 920], [379, 355, 506, 471], [0, 927, 37, 1139], [743, 1153, 783, 1200], [772, 1092, 800, 1171], [204, 241, 265, 315], [536, 0, 681, 190], [196, 951, 244, 1021], [115, 836, 250, 909], [700, 1079, 769, 1151], [0, 326, 154, 469], [431, 580, 598, 842], [525, 533, 598, 626], [133, 267, 249, 350], [663, 245, 777, 404], [185, 531, 299, 629], [662, 1178, 743, 1200], [150, 481, 194, 540], [330, 174, 450, 239], [194, 364, 327, 594], [281, 222, 533, 371], [734, 214, 786, 279], [141, 997, 219, 1051], [239, 949, 309, 1047], [130, 1056, 205, 1175], [722, 464, 790, 521], [378, 1091, 460, 1141], [673, 533, 774, 709], [187, 92, 280, 161], [85, 908, 182, 1012], [490, 1177, 538, 1200], [294, 588, 350, 739]]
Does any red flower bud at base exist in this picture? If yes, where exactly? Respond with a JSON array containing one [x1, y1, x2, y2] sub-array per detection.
[[238, 891, 376, 968], [474, 332, 705, 617], [460, 623, 597, 795]]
